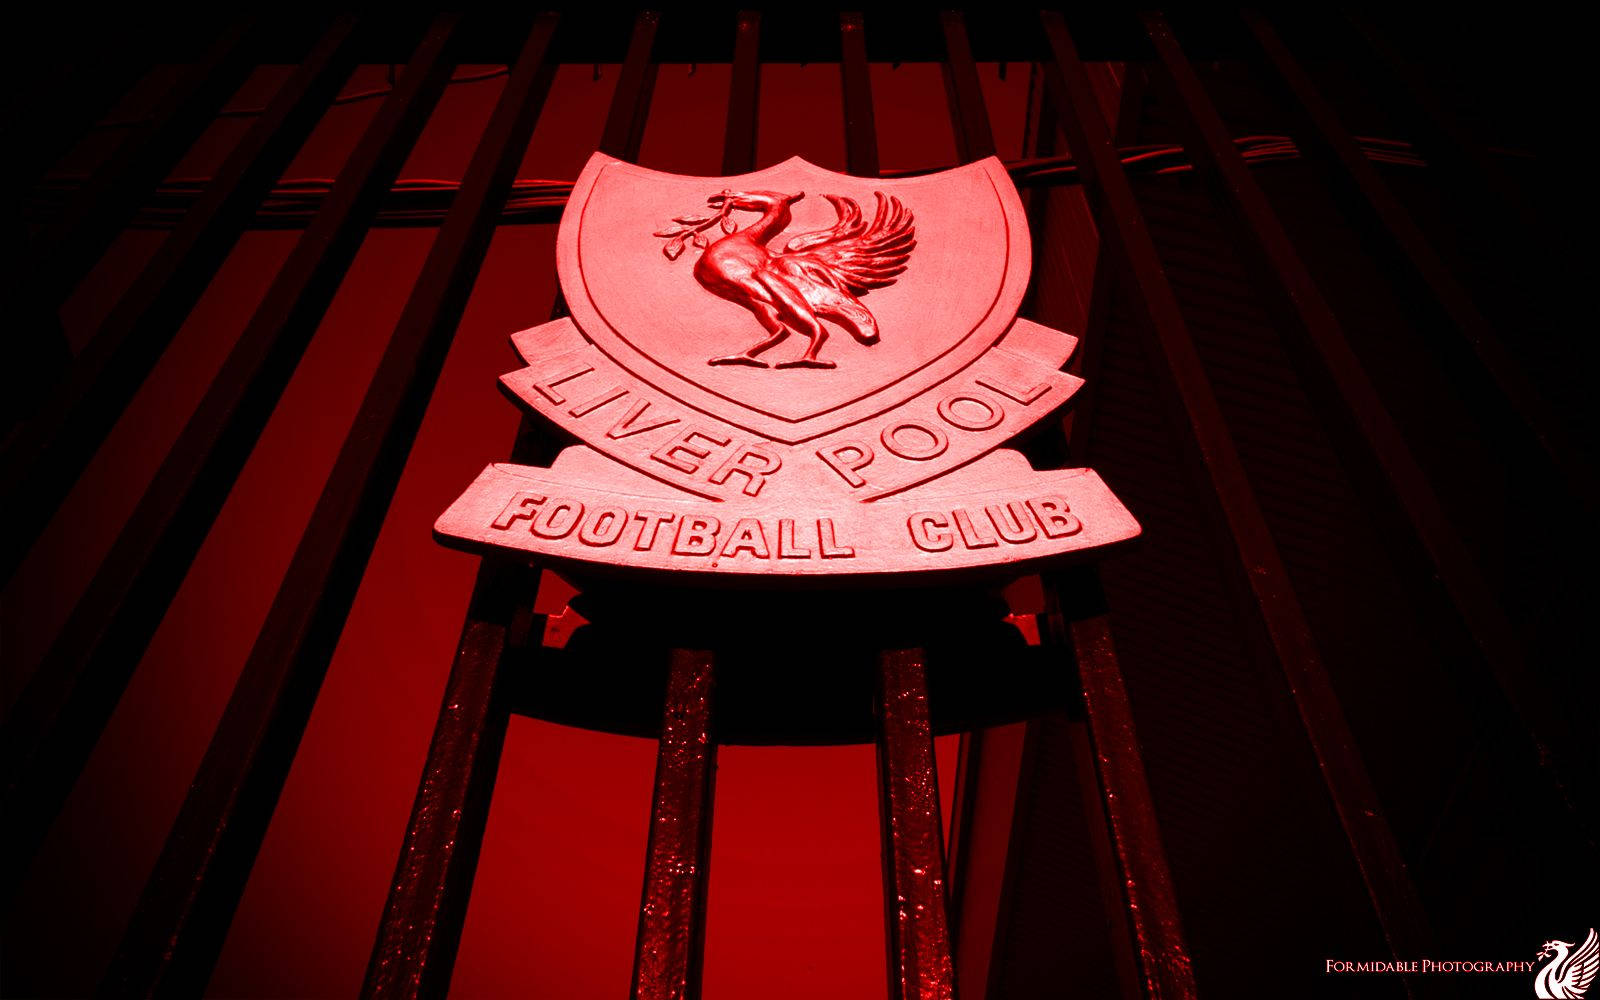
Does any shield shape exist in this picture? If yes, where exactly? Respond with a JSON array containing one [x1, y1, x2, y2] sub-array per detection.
[[558, 153, 1032, 444]]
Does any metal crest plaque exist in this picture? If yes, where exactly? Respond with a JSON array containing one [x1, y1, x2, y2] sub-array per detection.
[[435, 153, 1139, 581]]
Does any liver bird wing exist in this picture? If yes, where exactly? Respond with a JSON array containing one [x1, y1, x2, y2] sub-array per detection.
[[772, 192, 916, 296], [1564, 928, 1599, 995]]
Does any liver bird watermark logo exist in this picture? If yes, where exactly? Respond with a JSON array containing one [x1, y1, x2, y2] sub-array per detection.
[[434, 153, 1139, 581], [1536, 928, 1599, 999]]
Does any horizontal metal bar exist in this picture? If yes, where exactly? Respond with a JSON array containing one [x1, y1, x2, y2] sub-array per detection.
[[19, 135, 1423, 236]]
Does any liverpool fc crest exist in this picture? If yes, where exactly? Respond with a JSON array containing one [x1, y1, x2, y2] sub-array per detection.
[[435, 153, 1139, 580]]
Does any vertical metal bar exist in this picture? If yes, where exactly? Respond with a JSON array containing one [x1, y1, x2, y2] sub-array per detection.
[[361, 566, 534, 1000], [364, 13, 663, 997], [838, 13, 879, 178], [942, 725, 980, 945], [838, 24, 953, 996], [630, 649, 717, 1000], [1341, 11, 1545, 240], [0, 14, 463, 908], [721, 11, 760, 175], [99, 17, 561, 998], [600, 12, 661, 165], [937, 11, 996, 161], [1048, 572, 1198, 1000], [1038, 11, 1438, 981], [1061, 64, 1197, 1000], [981, 713, 1045, 1000], [935, 8, 995, 961], [1063, 720, 1150, 1000], [877, 648, 955, 1000], [31, 19, 257, 305], [1240, 11, 1597, 501], [17, 31, 157, 195], [937, 16, 1193, 994], [630, 17, 750, 992], [1, 17, 365, 584], [1140, 11, 1591, 830]]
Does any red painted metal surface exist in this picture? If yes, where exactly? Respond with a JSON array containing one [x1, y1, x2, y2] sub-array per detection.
[[631, 649, 717, 1000], [876, 648, 954, 1000]]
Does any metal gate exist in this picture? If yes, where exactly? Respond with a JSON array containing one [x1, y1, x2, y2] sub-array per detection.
[[4, 10, 1593, 998]]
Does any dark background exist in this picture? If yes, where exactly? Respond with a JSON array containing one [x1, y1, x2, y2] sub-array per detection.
[[2, 8, 1595, 998]]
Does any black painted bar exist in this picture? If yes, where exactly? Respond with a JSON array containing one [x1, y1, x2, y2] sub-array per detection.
[[877, 647, 956, 1000], [1141, 10, 1592, 833], [1342, 11, 1545, 241], [629, 649, 718, 1000], [7, 30, 171, 431], [1241, 12, 1597, 503], [1038, 10, 1439, 983], [721, 12, 760, 176], [838, 13, 878, 179], [938, 11, 996, 162], [363, 13, 662, 997], [1, 17, 364, 584], [30, 19, 257, 307], [599, 12, 661, 166], [0, 14, 463, 909], [360, 565, 538, 1000], [100, 16, 561, 998], [939, 15, 1196, 996]]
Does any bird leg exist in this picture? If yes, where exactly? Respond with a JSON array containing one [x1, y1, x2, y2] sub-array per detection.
[[751, 271, 836, 370], [711, 329, 788, 366], [710, 301, 789, 367], [775, 326, 834, 369]]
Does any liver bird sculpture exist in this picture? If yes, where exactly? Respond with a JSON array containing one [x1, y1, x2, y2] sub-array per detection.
[[1537, 928, 1600, 999], [654, 188, 915, 369]]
